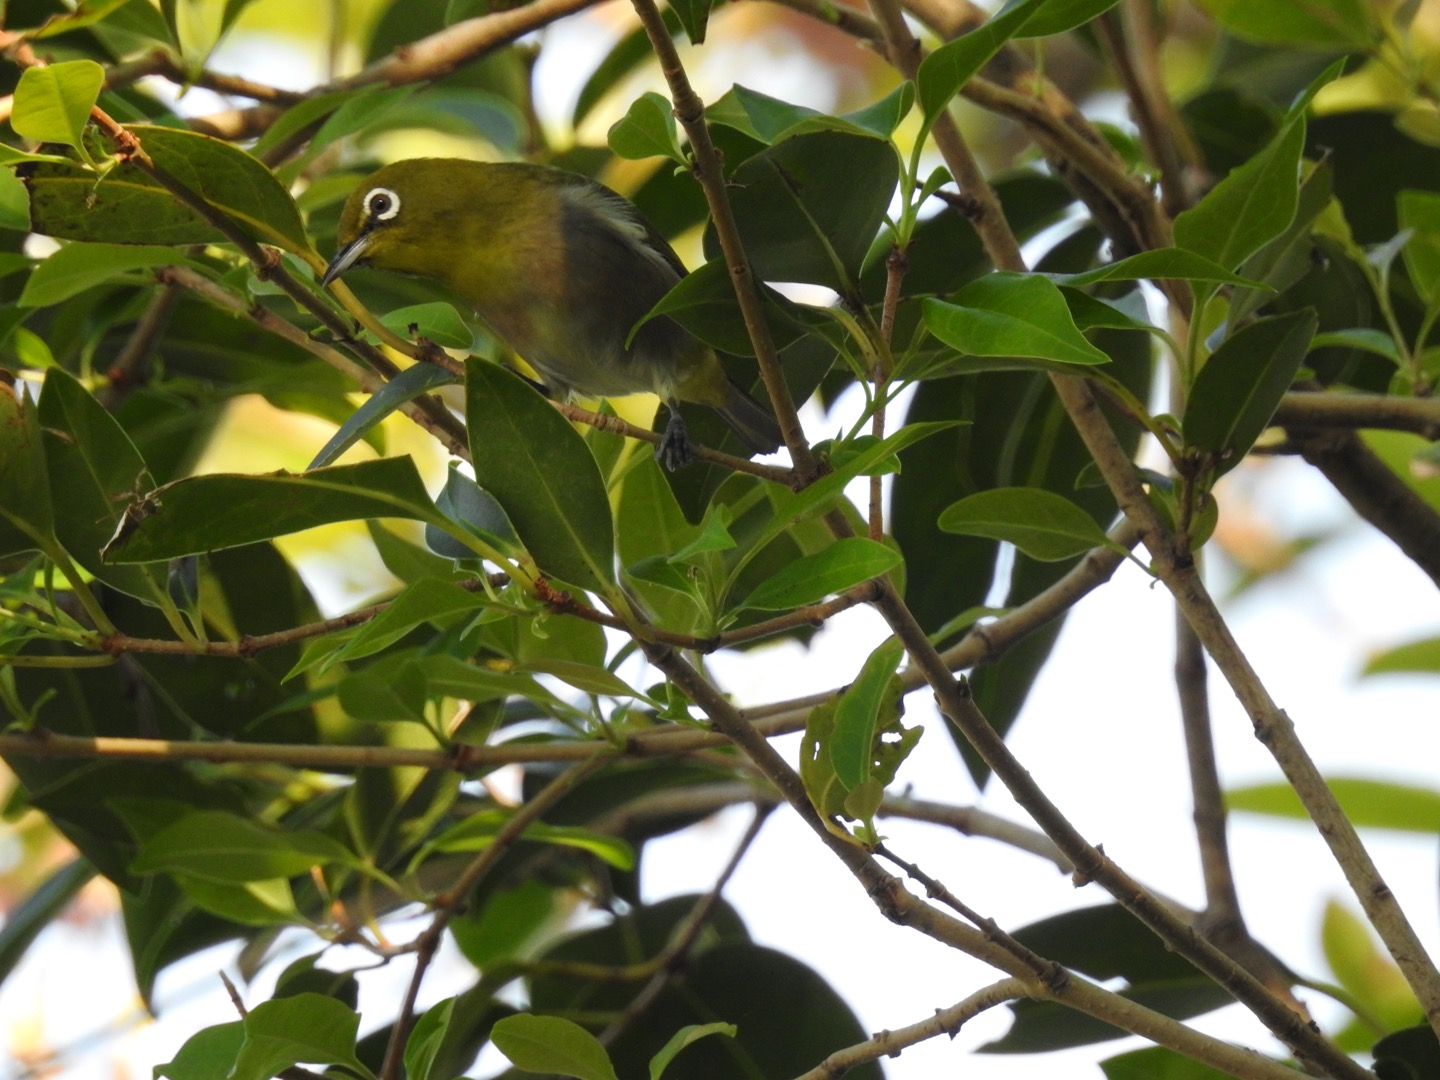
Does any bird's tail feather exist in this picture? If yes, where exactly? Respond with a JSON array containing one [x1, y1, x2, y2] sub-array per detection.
[[714, 382, 784, 456]]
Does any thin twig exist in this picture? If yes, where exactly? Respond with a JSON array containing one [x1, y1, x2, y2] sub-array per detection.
[[788, 978, 1031, 1080], [377, 758, 607, 1080]]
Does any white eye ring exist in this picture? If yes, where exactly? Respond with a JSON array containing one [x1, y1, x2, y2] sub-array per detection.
[[364, 186, 400, 222]]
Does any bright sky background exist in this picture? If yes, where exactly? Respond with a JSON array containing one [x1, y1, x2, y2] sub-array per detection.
[[4, 7, 1440, 1078]]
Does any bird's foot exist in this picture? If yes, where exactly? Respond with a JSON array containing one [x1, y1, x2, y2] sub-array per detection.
[[656, 410, 695, 472]]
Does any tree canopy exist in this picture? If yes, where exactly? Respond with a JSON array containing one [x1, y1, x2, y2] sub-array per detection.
[[1, 0, 1439, 1077]]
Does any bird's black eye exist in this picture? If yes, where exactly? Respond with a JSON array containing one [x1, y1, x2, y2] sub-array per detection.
[[364, 186, 400, 222]]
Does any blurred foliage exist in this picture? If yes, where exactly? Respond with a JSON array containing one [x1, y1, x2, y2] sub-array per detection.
[[0, 0, 1438, 1076]]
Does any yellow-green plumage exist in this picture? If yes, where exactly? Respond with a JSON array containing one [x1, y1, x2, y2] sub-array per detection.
[[323, 158, 783, 469]]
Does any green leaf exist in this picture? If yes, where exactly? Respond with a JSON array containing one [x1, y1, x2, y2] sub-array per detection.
[[1101, 1046, 1234, 1079], [917, 0, 1048, 122], [379, 302, 474, 349], [609, 91, 686, 164], [1173, 63, 1341, 271], [842, 83, 915, 139], [1227, 777, 1440, 833], [230, 993, 371, 1080], [155, 1021, 247, 1080], [724, 422, 958, 593], [923, 274, 1112, 366], [11, 61, 104, 166], [830, 637, 905, 790], [465, 358, 616, 593], [1018, 0, 1122, 37], [1183, 309, 1317, 473], [1398, 189, 1440, 305], [26, 0, 145, 39], [37, 366, 165, 600], [308, 363, 462, 470], [671, 0, 714, 43], [492, 1013, 621, 1080], [1363, 635, 1440, 675], [100, 456, 456, 563], [330, 579, 491, 666], [1310, 328, 1403, 366], [425, 810, 636, 870], [0, 382, 56, 557], [518, 658, 643, 699], [176, 876, 302, 927], [1053, 247, 1268, 289], [23, 124, 313, 255], [638, 259, 808, 357], [1322, 900, 1422, 1033], [1194, 0, 1378, 48], [720, 129, 898, 297], [741, 537, 900, 611], [0, 859, 96, 987], [406, 998, 456, 1080], [649, 1023, 737, 1080], [18, 242, 178, 308], [938, 487, 1119, 561], [130, 809, 359, 882]]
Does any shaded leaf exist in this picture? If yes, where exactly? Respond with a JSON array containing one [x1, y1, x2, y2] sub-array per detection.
[[939, 487, 1119, 561], [917, 0, 1048, 122], [608, 91, 686, 164], [308, 364, 461, 470], [465, 359, 616, 593]]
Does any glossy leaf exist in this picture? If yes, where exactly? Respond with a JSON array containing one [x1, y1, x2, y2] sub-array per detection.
[[492, 1013, 621, 1080], [1227, 777, 1440, 832], [23, 125, 312, 254], [740, 537, 901, 611], [1183, 310, 1317, 473], [308, 363, 462, 470], [924, 274, 1111, 366], [100, 456, 456, 563], [11, 61, 104, 165], [1173, 63, 1341, 271], [939, 487, 1119, 561], [917, 0, 1048, 122], [465, 358, 616, 593], [608, 91, 686, 165]]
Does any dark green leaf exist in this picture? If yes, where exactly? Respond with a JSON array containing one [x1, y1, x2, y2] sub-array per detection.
[[308, 364, 461, 470], [0, 383, 55, 557], [923, 274, 1112, 366], [101, 456, 457, 563], [492, 1013, 621, 1080], [0, 859, 97, 986], [1183, 309, 1317, 472], [23, 125, 312, 254], [465, 358, 616, 593], [671, 0, 715, 43], [1018, 0, 1122, 37], [939, 487, 1119, 561]]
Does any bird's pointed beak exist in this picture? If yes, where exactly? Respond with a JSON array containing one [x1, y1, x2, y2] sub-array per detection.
[[322, 232, 372, 288]]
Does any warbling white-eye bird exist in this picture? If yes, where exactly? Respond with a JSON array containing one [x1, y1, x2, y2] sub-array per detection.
[[322, 158, 785, 470]]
